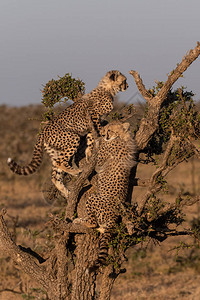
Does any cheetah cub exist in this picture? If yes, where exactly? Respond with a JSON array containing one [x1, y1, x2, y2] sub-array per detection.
[[7, 71, 128, 198], [74, 121, 137, 270]]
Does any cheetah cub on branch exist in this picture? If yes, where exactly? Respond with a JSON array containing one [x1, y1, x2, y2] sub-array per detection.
[[7, 71, 128, 198], [74, 121, 137, 270]]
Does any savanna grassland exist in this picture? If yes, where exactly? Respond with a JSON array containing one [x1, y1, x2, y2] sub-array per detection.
[[0, 104, 200, 300]]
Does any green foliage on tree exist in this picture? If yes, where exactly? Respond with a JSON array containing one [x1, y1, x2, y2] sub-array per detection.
[[147, 83, 200, 157], [41, 73, 85, 108]]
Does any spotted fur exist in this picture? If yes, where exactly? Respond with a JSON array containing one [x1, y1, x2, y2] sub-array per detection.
[[74, 121, 137, 269], [7, 71, 128, 198]]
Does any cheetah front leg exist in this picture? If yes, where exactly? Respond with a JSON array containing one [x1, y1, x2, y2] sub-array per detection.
[[85, 131, 99, 162], [85, 132, 95, 162]]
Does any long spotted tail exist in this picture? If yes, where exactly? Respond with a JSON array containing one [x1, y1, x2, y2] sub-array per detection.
[[7, 133, 44, 175], [89, 231, 111, 273]]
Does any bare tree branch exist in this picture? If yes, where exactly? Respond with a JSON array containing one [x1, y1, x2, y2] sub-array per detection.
[[158, 196, 200, 217], [48, 213, 94, 234], [65, 141, 98, 220], [137, 135, 178, 215], [145, 196, 200, 224], [0, 210, 57, 296], [130, 41, 200, 150], [129, 70, 153, 102], [156, 42, 200, 102]]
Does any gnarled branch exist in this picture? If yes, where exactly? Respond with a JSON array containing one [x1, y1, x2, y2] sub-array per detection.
[[129, 70, 153, 102], [65, 140, 98, 220], [0, 210, 57, 296], [130, 41, 200, 150]]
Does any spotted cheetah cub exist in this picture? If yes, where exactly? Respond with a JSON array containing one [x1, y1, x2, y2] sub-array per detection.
[[7, 71, 128, 198], [74, 121, 137, 269]]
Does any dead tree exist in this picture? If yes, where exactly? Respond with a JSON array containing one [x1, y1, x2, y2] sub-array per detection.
[[0, 42, 200, 300]]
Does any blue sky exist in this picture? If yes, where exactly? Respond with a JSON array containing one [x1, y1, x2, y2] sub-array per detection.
[[0, 0, 199, 106]]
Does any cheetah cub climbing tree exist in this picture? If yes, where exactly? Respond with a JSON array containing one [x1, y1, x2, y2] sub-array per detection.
[[7, 70, 128, 198]]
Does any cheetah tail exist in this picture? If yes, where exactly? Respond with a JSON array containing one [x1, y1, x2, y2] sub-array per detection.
[[7, 133, 44, 176], [88, 231, 111, 273]]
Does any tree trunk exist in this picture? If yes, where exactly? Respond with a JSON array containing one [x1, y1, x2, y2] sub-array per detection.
[[71, 234, 98, 300]]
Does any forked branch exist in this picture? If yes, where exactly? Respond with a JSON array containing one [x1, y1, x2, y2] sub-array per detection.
[[129, 70, 153, 102], [130, 41, 200, 150]]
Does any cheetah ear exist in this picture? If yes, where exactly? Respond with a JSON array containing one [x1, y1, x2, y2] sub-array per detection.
[[109, 73, 116, 81], [123, 122, 130, 132], [109, 70, 119, 81]]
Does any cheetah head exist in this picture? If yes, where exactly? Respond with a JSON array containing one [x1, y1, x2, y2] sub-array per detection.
[[101, 121, 131, 141], [98, 70, 128, 96]]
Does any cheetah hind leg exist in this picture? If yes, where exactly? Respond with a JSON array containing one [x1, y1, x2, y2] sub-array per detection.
[[53, 151, 82, 176], [51, 167, 70, 198], [47, 132, 82, 176]]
